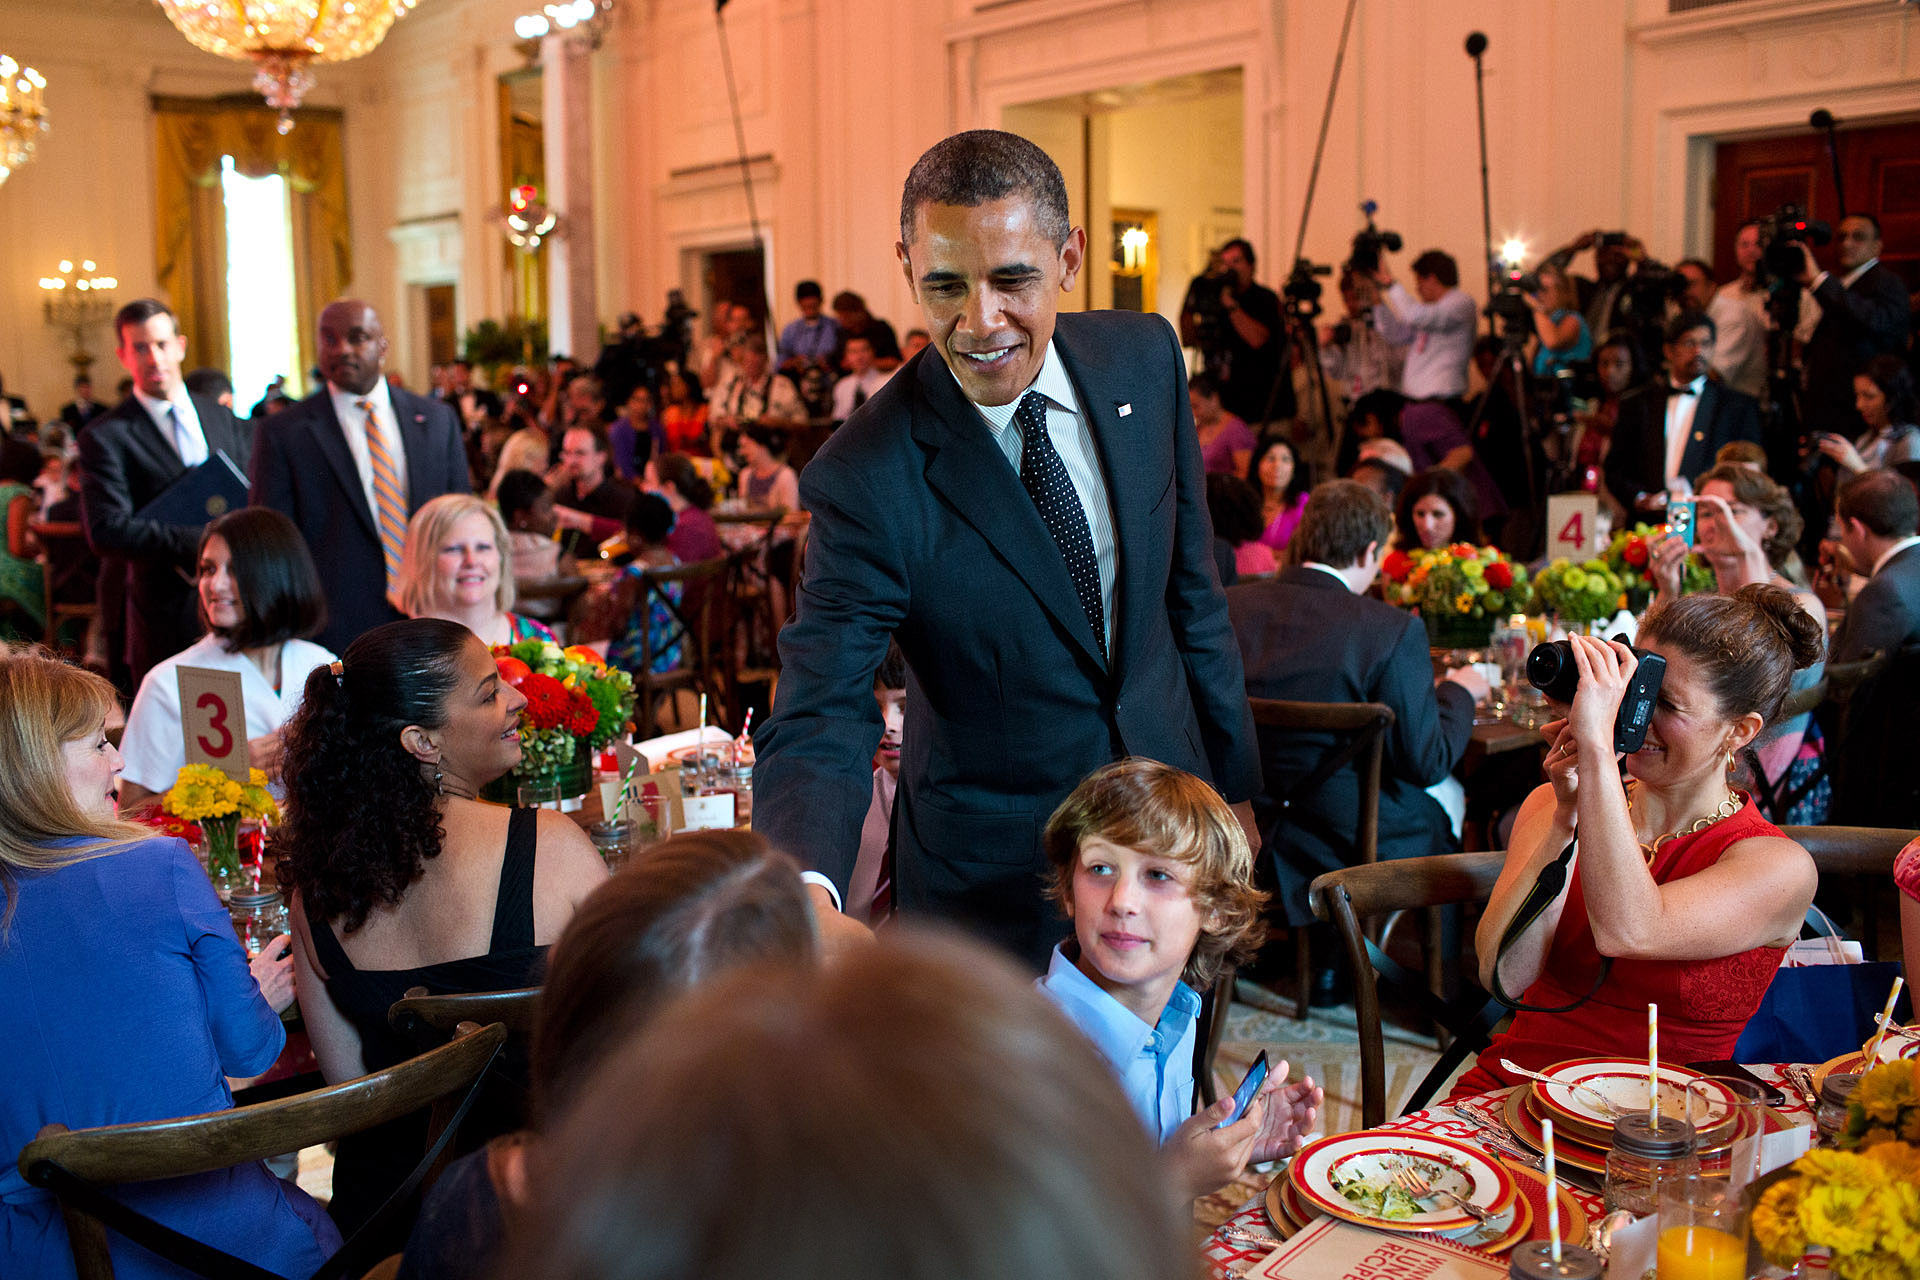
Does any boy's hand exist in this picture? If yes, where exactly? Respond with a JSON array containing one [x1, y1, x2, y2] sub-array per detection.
[[1164, 1093, 1264, 1201], [1250, 1064, 1323, 1165]]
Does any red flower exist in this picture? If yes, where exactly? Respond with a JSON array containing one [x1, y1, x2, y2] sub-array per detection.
[[519, 672, 572, 731], [1448, 542, 1478, 559], [1622, 536, 1649, 568], [565, 688, 598, 736], [1380, 549, 1414, 582], [1484, 561, 1514, 590], [136, 810, 202, 844]]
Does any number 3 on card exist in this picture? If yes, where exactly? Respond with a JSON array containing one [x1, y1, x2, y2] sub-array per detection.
[[177, 666, 248, 781]]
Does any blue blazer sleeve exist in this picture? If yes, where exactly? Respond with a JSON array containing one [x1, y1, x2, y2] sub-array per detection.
[[753, 450, 909, 893], [171, 843, 285, 1079]]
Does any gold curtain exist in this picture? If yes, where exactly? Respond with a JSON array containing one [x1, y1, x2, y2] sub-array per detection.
[[152, 98, 349, 392]]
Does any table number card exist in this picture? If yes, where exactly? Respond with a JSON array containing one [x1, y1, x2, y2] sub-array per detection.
[[1546, 492, 1602, 560], [177, 666, 248, 782]]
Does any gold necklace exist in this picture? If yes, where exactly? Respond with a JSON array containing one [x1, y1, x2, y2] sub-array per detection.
[[1628, 782, 1743, 863]]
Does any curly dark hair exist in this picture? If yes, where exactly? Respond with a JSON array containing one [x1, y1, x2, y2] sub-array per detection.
[[270, 618, 474, 932]]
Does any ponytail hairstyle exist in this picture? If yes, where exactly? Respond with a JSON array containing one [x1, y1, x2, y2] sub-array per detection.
[[270, 618, 474, 932], [0, 649, 147, 930], [1638, 583, 1826, 726]]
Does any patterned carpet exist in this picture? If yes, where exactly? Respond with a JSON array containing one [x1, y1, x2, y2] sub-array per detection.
[[1194, 977, 1474, 1228]]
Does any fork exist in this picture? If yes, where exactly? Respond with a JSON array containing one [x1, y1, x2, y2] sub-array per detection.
[[1390, 1163, 1490, 1223], [1498, 1059, 1625, 1118], [1446, 1105, 1546, 1169]]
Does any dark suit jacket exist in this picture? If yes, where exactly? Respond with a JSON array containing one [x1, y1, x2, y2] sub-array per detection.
[[248, 383, 469, 654], [77, 393, 250, 683], [1830, 542, 1920, 666], [1803, 263, 1910, 433], [753, 310, 1262, 967], [1603, 379, 1762, 514], [1226, 566, 1476, 925]]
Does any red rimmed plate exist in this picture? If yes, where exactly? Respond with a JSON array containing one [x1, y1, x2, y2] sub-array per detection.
[[1287, 1131, 1517, 1232], [1812, 1033, 1920, 1092], [1531, 1058, 1728, 1135], [1269, 1154, 1538, 1254], [1503, 1086, 1612, 1176]]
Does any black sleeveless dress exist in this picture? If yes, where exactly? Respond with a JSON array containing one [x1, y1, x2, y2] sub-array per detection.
[[304, 807, 546, 1249]]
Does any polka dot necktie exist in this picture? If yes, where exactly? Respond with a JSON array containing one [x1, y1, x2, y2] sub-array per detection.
[[1015, 391, 1105, 658]]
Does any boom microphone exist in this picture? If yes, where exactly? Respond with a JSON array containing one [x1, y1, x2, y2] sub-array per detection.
[[1465, 31, 1488, 57], [1809, 108, 1835, 130]]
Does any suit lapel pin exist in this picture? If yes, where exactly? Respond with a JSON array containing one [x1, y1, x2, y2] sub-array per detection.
[[1117, 403, 1132, 417]]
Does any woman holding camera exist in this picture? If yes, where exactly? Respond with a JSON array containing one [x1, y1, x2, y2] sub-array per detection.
[[1452, 587, 1821, 1096], [1527, 262, 1593, 380]]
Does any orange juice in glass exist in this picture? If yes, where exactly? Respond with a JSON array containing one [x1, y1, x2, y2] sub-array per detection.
[[1656, 1174, 1747, 1280]]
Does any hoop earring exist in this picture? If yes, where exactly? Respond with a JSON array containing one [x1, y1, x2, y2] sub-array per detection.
[[1725, 749, 1737, 775]]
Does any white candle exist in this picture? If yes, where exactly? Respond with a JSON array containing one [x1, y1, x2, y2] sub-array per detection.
[[1542, 1116, 1561, 1263]]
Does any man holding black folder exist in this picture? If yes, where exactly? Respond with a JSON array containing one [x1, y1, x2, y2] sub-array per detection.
[[79, 299, 251, 688]]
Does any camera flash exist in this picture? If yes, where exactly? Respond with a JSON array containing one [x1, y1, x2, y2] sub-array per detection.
[[1499, 238, 1528, 268]]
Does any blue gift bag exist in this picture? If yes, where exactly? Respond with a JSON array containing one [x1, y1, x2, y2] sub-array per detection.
[[1732, 911, 1909, 1065]]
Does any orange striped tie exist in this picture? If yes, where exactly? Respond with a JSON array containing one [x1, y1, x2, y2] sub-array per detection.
[[359, 399, 408, 592]]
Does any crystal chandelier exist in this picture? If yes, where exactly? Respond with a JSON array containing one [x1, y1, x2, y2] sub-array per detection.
[[155, 0, 421, 133], [39, 260, 119, 375], [0, 54, 49, 186]]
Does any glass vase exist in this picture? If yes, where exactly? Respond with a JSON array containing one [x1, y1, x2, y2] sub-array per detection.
[[200, 813, 243, 903]]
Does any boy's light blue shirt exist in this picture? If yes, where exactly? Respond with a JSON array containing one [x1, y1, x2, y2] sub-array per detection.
[[1037, 943, 1200, 1144]]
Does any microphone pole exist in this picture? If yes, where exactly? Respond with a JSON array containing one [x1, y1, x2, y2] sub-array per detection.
[[1810, 108, 1847, 217], [1465, 31, 1495, 336]]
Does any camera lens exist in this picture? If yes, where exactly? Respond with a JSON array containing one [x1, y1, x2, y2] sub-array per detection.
[[1526, 640, 1580, 703]]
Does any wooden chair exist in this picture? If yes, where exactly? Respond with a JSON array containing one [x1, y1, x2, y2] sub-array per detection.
[[1309, 851, 1507, 1129], [617, 556, 730, 738], [725, 508, 790, 700], [19, 1022, 506, 1280], [1194, 965, 1238, 1107], [1248, 697, 1395, 1018], [388, 985, 540, 1047], [36, 524, 99, 657], [1786, 823, 1919, 960]]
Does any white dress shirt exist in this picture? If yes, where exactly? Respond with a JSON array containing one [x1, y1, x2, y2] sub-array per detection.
[[1371, 284, 1477, 400], [328, 378, 410, 524], [1872, 535, 1920, 579], [831, 367, 894, 421], [956, 342, 1118, 649], [134, 389, 209, 467], [1663, 375, 1708, 488]]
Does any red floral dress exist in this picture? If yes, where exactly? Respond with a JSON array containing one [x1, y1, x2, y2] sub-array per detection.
[[1450, 795, 1791, 1097]]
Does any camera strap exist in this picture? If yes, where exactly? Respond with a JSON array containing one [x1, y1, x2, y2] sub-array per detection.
[[1489, 835, 1611, 1013]]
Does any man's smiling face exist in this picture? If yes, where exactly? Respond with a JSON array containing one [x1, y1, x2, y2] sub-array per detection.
[[898, 196, 1084, 407]]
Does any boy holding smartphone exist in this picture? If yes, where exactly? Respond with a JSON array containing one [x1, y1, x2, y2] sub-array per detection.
[[1037, 758, 1324, 1199]]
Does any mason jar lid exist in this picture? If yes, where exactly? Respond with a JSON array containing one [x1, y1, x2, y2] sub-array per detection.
[[1819, 1073, 1861, 1109], [1609, 1111, 1696, 1158], [228, 888, 282, 909], [588, 820, 634, 837]]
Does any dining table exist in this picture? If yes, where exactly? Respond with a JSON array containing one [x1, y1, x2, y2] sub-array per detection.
[[1199, 1063, 1812, 1278]]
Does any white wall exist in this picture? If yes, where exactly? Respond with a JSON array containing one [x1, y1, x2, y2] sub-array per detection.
[[3, 0, 1914, 416], [1106, 91, 1245, 331]]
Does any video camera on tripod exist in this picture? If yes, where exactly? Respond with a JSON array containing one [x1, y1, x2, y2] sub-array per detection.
[[1344, 200, 1402, 278]]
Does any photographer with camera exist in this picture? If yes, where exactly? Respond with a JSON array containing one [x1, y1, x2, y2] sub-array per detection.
[[1319, 268, 1403, 400], [1791, 213, 1909, 440], [1525, 261, 1593, 380], [1180, 239, 1292, 428], [1544, 230, 1648, 344], [1369, 249, 1477, 401], [1449, 587, 1821, 1096]]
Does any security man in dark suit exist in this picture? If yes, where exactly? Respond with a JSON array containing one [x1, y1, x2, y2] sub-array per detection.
[[250, 299, 470, 654], [78, 299, 251, 688], [1792, 214, 1909, 440]]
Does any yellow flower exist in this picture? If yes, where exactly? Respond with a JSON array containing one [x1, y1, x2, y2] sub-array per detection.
[[1753, 1179, 1807, 1262], [1454, 593, 1473, 614], [1855, 1061, 1915, 1127], [1802, 1182, 1885, 1258]]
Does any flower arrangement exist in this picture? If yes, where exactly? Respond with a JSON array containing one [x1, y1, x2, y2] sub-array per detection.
[[1752, 1060, 1920, 1279], [1605, 523, 1714, 606], [1380, 543, 1533, 641], [1530, 557, 1629, 627], [162, 763, 279, 895], [492, 640, 636, 786]]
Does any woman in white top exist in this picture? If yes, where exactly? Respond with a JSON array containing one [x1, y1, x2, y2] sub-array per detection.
[[118, 508, 336, 811]]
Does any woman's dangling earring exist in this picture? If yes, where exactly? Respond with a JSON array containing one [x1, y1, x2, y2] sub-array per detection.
[[434, 764, 445, 796]]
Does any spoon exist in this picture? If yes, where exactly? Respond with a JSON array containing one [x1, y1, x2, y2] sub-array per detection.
[[1499, 1059, 1625, 1117]]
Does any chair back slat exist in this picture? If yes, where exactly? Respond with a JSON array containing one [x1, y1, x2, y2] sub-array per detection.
[[389, 986, 540, 1040], [19, 1023, 507, 1186]]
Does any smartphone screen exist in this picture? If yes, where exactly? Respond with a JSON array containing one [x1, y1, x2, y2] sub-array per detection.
[[1216, 1050, 1270, 1129], [1667, 499, 1696, 548]]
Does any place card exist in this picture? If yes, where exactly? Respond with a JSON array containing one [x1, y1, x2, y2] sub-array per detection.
[[681, 792, 735, 831], [1245, 1216, 1506, 1279]]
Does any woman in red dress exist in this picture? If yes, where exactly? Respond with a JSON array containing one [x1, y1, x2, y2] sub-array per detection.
[[1451, 586, 1823, 1096]]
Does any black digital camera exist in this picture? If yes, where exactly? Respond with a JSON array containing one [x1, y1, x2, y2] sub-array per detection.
[[1526, 638, 1667, 753]]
